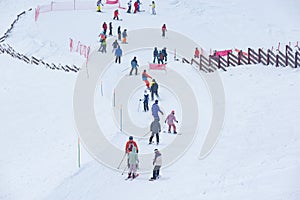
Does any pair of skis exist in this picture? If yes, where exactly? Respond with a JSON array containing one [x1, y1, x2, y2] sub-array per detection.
[[125, 173, 139, 181]]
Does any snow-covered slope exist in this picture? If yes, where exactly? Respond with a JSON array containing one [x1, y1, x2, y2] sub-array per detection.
[[1, 0, 300, 200]]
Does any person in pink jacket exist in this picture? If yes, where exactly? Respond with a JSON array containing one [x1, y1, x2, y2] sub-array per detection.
[[165, 110, 178, 134]]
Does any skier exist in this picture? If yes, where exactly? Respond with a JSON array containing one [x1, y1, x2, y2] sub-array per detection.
[[127, 146, 139, 179], [151, 99, 163, 121], [117, 26, 121, 41], [149, 118, 161, 145], [142, 69, 152, 89], [125, 136, 139, 153], [162, 24, 167, 37], [99, 31, 106, 42], [98, 37, 107, 53], [194, 47, 200, 58], [127, 0, 132, 13], [102, 22, 107, 35], [150, 1, 156, 15], [162, 47, 168, 62], [153, 47, 158, 63], [165, 110, 178, 134], [96, 0, 103, 12], [149, 149, 162, 181], [143, 90, 149, 112], [122, 29, 128, 44], [112, 39, 119, 53], [129, 56, 139, 75], [133, 1, 139, 13], [115, 45, 122, 63], [113, 9, 119, 20], [109, 22, 113, 36], [136, 0, 141, 12], [158, 51, 164, 64], [150, 79, 159, 101]]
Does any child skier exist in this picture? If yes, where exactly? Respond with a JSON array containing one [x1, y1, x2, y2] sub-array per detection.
[[143, 90, 149, 112], [127, 146, 139, 179], [149, 119, 161, 145], [149, 149, 162, 181], [165, 110, 178, 134], [122, 29, 128, 44], [158, 51, 164, 64]]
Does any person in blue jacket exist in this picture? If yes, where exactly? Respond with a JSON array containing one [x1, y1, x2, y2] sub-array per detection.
[[115, 46, 122, 64], [151, 100, 164, 121], [129, 56, 139, 75]]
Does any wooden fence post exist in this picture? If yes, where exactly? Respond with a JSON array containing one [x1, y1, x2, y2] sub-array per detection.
[[296, 52, 298, 68], [227, 53, 230, 67], [285, 45, 288, 66], [248, 48, 251, 64], [200, 55, 202, 70]]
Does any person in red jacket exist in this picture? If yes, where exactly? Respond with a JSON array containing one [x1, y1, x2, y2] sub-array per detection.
[[142, 69, 152, 89], [113, 9, 119, 20], [133, 1, 139, 13], [194, 47, 200, 58], [125, 136, 139, 153], [102, 22, 107, 35], [162, 24, 167, 37]]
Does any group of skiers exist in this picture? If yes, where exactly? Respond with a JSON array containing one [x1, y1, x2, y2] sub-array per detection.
[[97, 0, 157, 16], [153, 47, 168, 64], [127, 0, 141, 13], [125, 135, 162, 181], [95, 0, 178, 182], [98, 22, 128, 53]]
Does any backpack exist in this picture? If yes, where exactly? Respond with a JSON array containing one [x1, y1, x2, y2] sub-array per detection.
[[159, 53, 164, 60]]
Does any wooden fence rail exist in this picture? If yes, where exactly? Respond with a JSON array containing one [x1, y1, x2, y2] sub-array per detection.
[[183, 45, 299, 73]]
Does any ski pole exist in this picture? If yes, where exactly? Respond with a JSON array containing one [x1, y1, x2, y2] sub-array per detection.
[[138, 131, 152, 141], [137, 99, 142, 112], [117, 152, 126, 169], [121, 165, 127, 175], [121, 66, 131, 72]]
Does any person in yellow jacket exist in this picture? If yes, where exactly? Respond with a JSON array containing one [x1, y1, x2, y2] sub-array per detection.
[[150, 1, 156, 15], [96, 0, 103, 12]]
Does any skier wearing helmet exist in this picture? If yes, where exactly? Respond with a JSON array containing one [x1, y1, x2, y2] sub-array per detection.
[[165, 110, 178, 134]]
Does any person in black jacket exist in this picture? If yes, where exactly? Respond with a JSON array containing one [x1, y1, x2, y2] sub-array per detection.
[[143, 90, 149, 112], [117, 26, 121, 41], [153, 47, 158, 63], [150, 79, 159, 101]]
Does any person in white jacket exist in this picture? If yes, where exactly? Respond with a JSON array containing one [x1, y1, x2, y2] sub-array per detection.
[[127, 146, 139, 179], [149, 149, 162, 181]]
